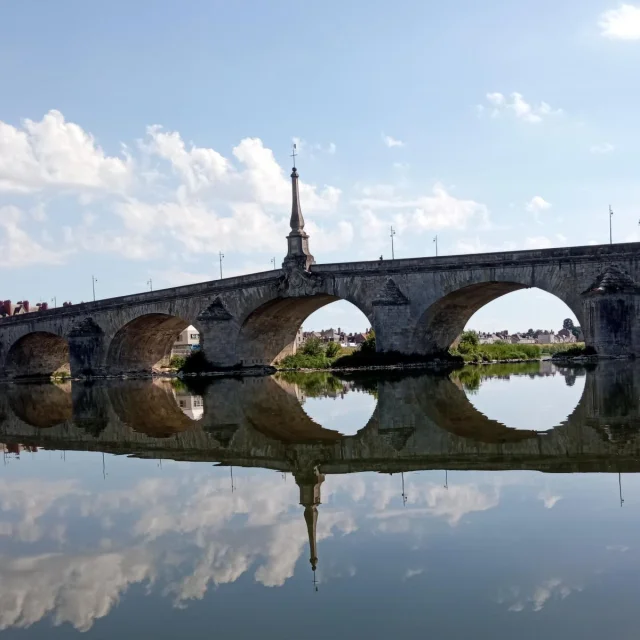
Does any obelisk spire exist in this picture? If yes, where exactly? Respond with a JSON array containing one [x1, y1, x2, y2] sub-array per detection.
[[283, 143, 315, 271], [289, 145, 305, 232]]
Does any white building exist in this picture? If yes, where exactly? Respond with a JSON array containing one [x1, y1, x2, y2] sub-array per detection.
[[172, 326, 200, 357]]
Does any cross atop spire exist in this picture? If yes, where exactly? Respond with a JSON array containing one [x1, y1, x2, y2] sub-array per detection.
[[291, 142, 298, 169]]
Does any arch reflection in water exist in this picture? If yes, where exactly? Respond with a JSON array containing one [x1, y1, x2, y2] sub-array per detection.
[[1, 362, 640, 472], [275, 371, 377, 436], [453, 361, 587, 432]]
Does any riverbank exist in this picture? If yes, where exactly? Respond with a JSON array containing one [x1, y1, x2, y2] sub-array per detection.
[[273, 340, 591, 372], [32, 343, 597, 383]]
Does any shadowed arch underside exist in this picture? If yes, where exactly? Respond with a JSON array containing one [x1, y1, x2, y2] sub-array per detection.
[[237, 295, 369, 366], [414, 282, 582, 353], [107, 314, 189, 373], [5, 332, 70, 378]]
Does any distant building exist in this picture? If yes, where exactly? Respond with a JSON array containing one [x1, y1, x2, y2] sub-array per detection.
[[320, 328, 344, 343], [557, 328, 577, 343], [510, 334, 536, 344], [172, 326, 200, 357], [0, 300, 50, 317]]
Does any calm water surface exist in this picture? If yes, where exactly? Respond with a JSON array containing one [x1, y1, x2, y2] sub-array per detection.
[[0, 361, 639, 639]]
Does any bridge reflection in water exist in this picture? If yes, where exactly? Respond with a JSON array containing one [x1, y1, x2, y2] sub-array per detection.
[[1, 361, 639, 578]]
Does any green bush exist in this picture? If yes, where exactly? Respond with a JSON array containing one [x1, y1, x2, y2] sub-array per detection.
[[278, 352, 333, 369], [457, 330, 479, 354], [180, 350, 210, 373], [552, 344, 596, 358], [360, 330, 376, 353], [302, 337, 324, 356], [324, 341, 342, 358], [169, 355, 186, 370]]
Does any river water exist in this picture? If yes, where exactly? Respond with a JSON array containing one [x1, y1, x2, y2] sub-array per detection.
[[0, 361, 639, 639]]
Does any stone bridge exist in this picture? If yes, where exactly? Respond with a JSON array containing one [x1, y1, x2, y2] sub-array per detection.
[[0, 163, 639, 378]]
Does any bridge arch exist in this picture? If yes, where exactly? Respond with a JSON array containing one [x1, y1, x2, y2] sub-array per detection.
[[4, 331, 70, 379], [412, 281, 585, 354], [235, 294, 373, 366], [106, 312, 190, 374]]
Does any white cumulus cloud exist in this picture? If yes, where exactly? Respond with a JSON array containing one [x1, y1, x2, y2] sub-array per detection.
[[599, 4, 640, 39], [382, 133, 405, 148], [526, 196, 552, 223], [0, 110, 132, 193], [524, 236, 553, 249], [0, 206, 70, 267], [526, 196, 552, 213], [484, 92, 562, 123]]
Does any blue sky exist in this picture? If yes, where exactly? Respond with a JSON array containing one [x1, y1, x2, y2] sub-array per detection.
[[1, 0, 640, 332]]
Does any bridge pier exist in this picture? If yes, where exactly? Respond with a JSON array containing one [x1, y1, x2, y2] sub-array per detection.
[[68, 318, 106, 377], [197, 318, 242, 369], [582, 267, 640, 357], [372, 278, 415, 354]]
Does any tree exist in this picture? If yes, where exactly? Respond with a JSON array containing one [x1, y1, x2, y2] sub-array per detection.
[[459, 330, 479, 347], [325, 341, 341, 358], [302, 337, 323, 356], [563, 318, 575, 331], [360, 330, 376, 353], [457, 330, 479, 354]]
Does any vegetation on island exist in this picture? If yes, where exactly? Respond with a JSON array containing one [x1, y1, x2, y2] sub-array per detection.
[[450, 330, 587, 363], [277, 336, 356, 369], [169, 325, 595, 375], [278, 331, 461, 369]]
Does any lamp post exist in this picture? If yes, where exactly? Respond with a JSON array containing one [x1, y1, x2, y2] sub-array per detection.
[[390, 226, 396, 260], [51, 297, 57, 308], [270, 257, 276, 270], [609, 205, 613, 245], [219, 252, 225, 279], [434, 235, 438, 257], [91, 275, 97, 302], [147, 278, 153, 292]]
